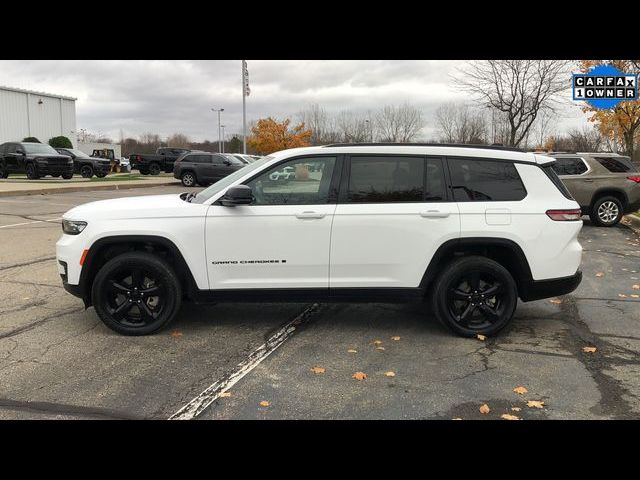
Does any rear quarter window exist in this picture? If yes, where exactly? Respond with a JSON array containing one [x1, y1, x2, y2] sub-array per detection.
[[593, 156, 637, 173], [448, 158, 527, 202]]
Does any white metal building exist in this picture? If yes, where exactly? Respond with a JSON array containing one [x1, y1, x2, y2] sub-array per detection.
[[0, 86, 77, 146]]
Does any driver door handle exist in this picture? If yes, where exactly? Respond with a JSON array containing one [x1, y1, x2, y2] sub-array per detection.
[[420, 210, 450, 218], [296, 211, 326, 219]]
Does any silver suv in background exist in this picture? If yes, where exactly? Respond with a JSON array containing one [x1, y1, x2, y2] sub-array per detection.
[[546, 152, 640, 227]]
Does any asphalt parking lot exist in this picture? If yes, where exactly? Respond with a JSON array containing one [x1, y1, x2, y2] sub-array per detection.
[[1, 185, 639, 419]]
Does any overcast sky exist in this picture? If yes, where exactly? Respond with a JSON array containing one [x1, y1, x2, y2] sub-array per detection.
[[0, 60, 589, 142]]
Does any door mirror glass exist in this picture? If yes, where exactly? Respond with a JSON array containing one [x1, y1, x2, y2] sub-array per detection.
[[221, 185, 253, 206]]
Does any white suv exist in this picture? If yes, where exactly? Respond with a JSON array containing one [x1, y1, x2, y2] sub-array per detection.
[[56, 144, 583, 337]]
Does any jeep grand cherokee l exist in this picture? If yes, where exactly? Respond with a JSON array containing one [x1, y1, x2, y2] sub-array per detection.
[[56, 148, 111, 178], [0, 142, 74, 179], [545, 152, 640, 227], [57, 144, 583, 337]]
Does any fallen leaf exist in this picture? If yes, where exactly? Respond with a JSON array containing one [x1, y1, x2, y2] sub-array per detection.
[[22, 297, 30, 300], [633, 285, 640, 290], [219, 392, 231, 398], [479, 404, 490, 414], [583, 346, 597, 353], [391, 336, 401, 341], [259, 401, 270, 407], [595, 272, 605, 277], [352, 372, 368, 381], [384, 371, 396, 377], [171, 330, 183, 338], [618, 294, 627, 298], [376, 346, 385, 351], [549, 298, 562, 304], [527, 400, 545, 409], [513, 386, 528, 395], [477, 334, 486, 341], [452, 417, 463, 420], [373, 340, 383, 345], [501, 414, 520, 421], [631, 294, 639, 299], [347, 349, 357, 353], [310, 366, 326, 374], [511, 407, 521, 412]]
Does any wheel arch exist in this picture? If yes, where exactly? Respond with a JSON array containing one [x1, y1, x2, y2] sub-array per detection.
[[79, 235, 198, 307], [590, 188, 628, 209]]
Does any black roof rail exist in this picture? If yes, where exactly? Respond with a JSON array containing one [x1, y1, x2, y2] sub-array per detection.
[[321, 142, 525, 152]]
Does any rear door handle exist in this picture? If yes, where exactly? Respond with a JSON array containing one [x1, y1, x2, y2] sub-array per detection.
[[583, 179, 594, 182], [420, 210, 450, 218], [296, 211, 326, 219]]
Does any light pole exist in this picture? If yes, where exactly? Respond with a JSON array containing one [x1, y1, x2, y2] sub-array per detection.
[[365, 119, 373, 143], [221, 125, 226, 153], [212, 108, 224, 152]]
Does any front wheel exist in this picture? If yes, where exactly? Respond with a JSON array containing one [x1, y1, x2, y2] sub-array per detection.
[[80, 165, 94, 178], [590, 196, 623, 227], [26, 163, 40, 180], [92, 252, 182, 336], [432, 256, 518, 337], [0, 163, 8, 179]]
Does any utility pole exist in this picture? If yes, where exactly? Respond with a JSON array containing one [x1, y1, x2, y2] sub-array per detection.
[[242, 60, 250, 154], [212, 108, 224, 152], [221, 125, 226, 153]]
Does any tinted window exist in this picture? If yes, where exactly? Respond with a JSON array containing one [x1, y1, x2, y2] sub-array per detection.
[[426, 158, 446, 201], [551, 157, 588, 175], [211, 155, 226, 164], [543, 164, 574, 200], [449, 158, 527, 202], [186, 155, 210, 164], [347, 156, 424, 203], [593, 156, 637, 173], [246, 156, 336, 205]]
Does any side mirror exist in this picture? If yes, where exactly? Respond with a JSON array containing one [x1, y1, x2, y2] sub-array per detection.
[[16, 149, 25, 155], [223, 159, 231, 166], [220, 185, 253, 206]]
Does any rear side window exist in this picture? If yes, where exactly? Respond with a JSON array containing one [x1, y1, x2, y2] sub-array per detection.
[[448, 158, 527, 202], [593, 156, 637, 173], [542, 164, 574, 200], [187, 155, 210, 164], [551, 157, 588, 175], [347, 156, 424, 203]]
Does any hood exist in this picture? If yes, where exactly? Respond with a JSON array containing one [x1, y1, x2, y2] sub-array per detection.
[[63, 194, 207, 221], [32, 153, 71, 160]]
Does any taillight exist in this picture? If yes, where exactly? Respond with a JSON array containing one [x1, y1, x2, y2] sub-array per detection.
[[627, 175, 640, 183], [546, 209, 582, 221]]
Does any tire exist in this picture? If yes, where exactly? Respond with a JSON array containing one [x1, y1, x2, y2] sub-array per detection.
[[149, 163, 161, 175], [181, 171, 196, 187], [589, 196, 623, 227], [80, 165, 94, 178], [51, 174, 61, 178], [95, 171, 108, 178], [140, 169, 150, 175], [431, 256, 518, 337], [91, 251, 182, 336], [26, 163, 40, 180], [0, 163, 10, 179], [62, 172, 74, 180]]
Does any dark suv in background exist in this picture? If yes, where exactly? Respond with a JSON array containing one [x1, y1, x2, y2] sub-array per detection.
[[546, 152, 640, 226], [173, 152, 245, 187], [0, 142, 74, 180], [56, 148, 111, 178]]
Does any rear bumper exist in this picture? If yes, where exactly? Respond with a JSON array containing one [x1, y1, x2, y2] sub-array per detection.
[[520, 270, 582, 302]]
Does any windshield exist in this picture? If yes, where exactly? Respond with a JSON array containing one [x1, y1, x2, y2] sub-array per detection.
[[223, 154, 245, 166], [192, 156, 274, 204], [24, 143, 59, 155], [68, 149, 92, 158]]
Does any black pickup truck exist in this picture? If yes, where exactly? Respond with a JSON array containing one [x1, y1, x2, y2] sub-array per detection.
[[129, 147, 193, 175]]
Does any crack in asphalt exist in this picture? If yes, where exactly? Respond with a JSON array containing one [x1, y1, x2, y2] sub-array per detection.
[[0, 306, 84, 340], [0, 256, 57, 272], [0, 398, 144, 420]]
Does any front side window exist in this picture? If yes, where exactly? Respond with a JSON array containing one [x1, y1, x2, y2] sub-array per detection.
[[347, 156, 424, 203], [593, 156, 637, 173], [246, 156, 336, 205], [449, 158, 527, 202]]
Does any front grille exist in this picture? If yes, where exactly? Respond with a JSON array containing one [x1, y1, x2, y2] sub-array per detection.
[[47, 157, 70, 166]]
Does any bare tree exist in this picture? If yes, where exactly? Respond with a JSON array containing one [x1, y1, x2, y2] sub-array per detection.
[[567, 126, 605, 152], [336, 111, 370, 143], [529, 109, 557, 149], [167, 133, 191, 148], [434, 102, 487, 144], [375, 103, 423, 142], [455, 60, 570, 147], [297, 103, 342, 144]]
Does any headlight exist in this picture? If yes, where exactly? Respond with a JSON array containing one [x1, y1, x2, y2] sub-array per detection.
[[62, 219, 87, 235]]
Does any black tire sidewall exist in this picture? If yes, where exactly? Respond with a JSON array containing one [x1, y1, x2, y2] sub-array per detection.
[[590, 196, 623, 227], [0, 163, 8, 178], [432, 256, 518, 337], [62, 173, 74, 179], [92, 252, 182, 335], [149, 163, 161, 175], [81, 165, 94, 178], [26, 163, 39, 179]]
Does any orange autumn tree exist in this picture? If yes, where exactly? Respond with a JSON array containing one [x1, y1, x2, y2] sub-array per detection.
[[247, 117, 312, 155], [578, 60, 640, 158]]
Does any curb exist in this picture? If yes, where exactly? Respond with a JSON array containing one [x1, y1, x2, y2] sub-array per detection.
[[0, 180, 181, 198], [622, 214, 640, 235]]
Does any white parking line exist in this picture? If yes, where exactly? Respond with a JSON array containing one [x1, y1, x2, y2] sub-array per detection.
[[169, 303, 320, 420], [0, 217, 63, 229]]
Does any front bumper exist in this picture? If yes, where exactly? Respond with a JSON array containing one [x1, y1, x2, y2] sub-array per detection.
[[519, 270, 582, 302], [37, 163, 74, 175]]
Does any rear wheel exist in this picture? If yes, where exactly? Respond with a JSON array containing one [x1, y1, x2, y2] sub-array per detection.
[[149, 163, 161, 175], [62, 172, 74, 180], [590, 196, 623, 227], [139, 168, 149, 175], [26, 163, 40, 180], [80, 165, 94, 178], [181, 171, 196, 187], [92, 252, 182, 336], [432, 256, 518, 337], [95, 171, 108, 178]]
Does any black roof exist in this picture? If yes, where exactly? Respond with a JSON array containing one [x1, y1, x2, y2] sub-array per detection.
[[321, 142, 525, 152]]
